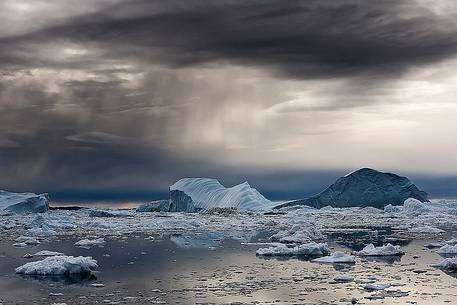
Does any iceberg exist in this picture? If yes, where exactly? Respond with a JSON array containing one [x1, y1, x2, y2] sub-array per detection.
[[0, 190, 49, 214], [89, 209, 131, 218], [437, 244, 457, 255], [256, 242, 330, 257], [402, 198, 430, 214], [34, 250, 65, 257], [15, 255, 97, 275], [334, 274, 354, 282], [277, 168, 428, 209], [169, 178, 276, 212], [312, 252, 356, 264], [408, 226, 445, 234], [355, 244, 404, 256], [136, 200, 171, 212], [433, 258, 457, 272], [75, 238, 105, 248], [363, 283, 390, 291], [15, 236, 40, 245]]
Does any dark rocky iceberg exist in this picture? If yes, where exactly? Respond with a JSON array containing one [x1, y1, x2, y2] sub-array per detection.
[[277, 168, 428, 209]]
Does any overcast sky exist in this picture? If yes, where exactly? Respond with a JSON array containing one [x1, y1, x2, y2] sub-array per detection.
[[1, 0, 456, 200]]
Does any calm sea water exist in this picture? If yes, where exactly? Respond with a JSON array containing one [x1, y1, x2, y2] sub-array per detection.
[[1, 233, 457, 305]]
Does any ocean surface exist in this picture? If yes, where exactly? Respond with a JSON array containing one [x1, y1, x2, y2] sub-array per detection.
[[1, 233, 457, 305]]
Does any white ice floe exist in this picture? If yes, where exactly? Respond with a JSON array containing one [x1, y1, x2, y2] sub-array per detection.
[[0, 190, 49, 214], [75, 238, 105, 248], [34, 250, 64, 257], [312, 252, 356, 264], [363, 283, 390, 291], [408, 226, 445, 234], [13, 242, 27, 248], [424, 242, 445, 249], [437, 244, 457, 255], [169, 178, 276, 212], [89, 209, 131, 218], [15, 255, 97, 275], [15, 236, 40, 245], [256, 242, 330, 257], [334, 274, 354, 282], [432, 258, 457, 271], [444, 238, 457, 245], [355, 244, 403, 256], [383, 204, 401, 213], [270, 224, 324, 244], [402, 198, 430, 214]]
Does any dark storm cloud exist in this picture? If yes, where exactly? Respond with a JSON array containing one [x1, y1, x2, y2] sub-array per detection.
[[2, 0, 457, 78], [1, 0, 457, 199]]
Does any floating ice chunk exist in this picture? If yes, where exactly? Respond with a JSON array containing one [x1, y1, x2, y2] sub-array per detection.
[[409, 226, 445, 234], [334, 274, 354, 282], [15, 236, 40, 245], [356, 244, 403, 256], [256, 242, 330, 257], [34, 250, 65, 257], [15, 255, 97, 275], [384, 204, 401, 213], [75, 238, 105, 248], [437, 244, 457, 255], [432, 258, 457, 271], [89, 209, 131, 218], [403, 198, 430, 214], [270, 225, 324, 244], [363, 283, 390, 291], [312, 251, 356, 264], [169, 178, 276, 212], [424, 242, 445, 249], [444, 238, 457, 245], [0, 190, 49, 214], [136, 200, 171, 213]]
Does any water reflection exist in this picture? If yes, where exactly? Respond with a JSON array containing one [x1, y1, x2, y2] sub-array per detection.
[[361, 255, 402, 264], [18, 273, 96, 286]]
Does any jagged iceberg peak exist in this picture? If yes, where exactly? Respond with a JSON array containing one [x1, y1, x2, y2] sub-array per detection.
[[278, 167, 428, 209], [0, 190, 49, 214], [169, 178, 274, 211]]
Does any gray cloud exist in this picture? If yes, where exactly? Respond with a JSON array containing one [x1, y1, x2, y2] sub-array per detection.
[[2, 0, 457, 79], [1, 0, 457, 199]]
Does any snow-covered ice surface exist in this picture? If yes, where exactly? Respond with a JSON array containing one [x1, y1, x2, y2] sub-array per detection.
[[1, 198, 457, 304], [15, 256, 97, 275], [355, 243, 404, 256], [312, 251, 356, 264], [170, 178, 277, 211], [256, 242, 330, 257], [437, 244, 457, 255], [34, 250, 65, 257], [0, 190, 49, 214], [75, 238, 105, 248], [433, 258, 457, 271]]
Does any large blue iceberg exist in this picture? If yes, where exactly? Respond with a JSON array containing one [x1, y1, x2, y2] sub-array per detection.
[[0, 190, 49, 214]]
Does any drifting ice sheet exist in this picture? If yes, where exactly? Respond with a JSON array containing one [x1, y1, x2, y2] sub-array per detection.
[[312, 252, 356, 264], [433, 258, 457, 271], [75, 238, 105, 248], [15, 255, 97, 275], [437, 244, 457, 254], [356, 244, 403, 256], [256, 242, 330, 257]]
